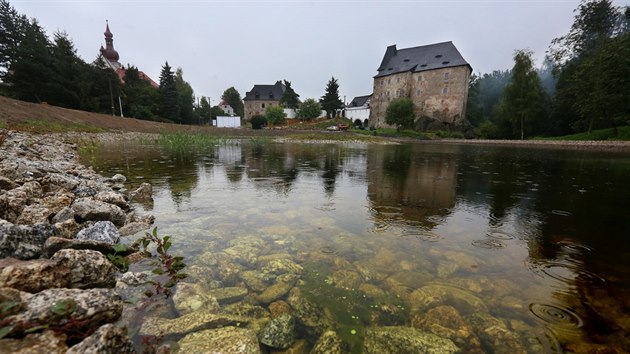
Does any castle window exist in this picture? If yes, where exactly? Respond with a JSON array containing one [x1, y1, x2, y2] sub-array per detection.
[[262, 103, 265, 108], [416, 89, 421, 96], [386, 91, 390, 97], [397, 77, 400, 83], [444, 72, 449, 80], [442, 87, 448, 94], [388, 78, 391, 84]]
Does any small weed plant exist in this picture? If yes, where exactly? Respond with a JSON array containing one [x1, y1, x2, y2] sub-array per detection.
[[133, 227, 187, 297]]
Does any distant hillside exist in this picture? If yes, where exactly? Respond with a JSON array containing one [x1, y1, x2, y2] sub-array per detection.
[[0, 96, 200, 134]]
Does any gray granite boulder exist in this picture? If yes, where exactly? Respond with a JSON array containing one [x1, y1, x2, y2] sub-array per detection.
[[0, 330, 68, 354], [71, 198, 126, 227], [50, 249, 118, 288], [0, 222, 57, 259], [0, 257, 71, 292], [140, 310, 250, 337], [4, 288, 123, 337], [75, 220, 120, 244]]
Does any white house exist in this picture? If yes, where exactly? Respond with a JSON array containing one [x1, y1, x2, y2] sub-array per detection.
[[346, 94, 371, 123], [218, 101, 235, 116]]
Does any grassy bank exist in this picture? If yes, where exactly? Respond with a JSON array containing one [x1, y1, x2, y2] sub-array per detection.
[[534, 126, 630, 141]]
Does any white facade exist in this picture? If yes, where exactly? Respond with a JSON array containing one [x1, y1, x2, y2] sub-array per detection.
[[219, 104, 235, 116], [283, 108, 297, 119], [346, 107, 370, 120], [214, 116, 241, 128]]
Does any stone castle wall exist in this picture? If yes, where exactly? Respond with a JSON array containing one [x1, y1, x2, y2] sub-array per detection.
[[244, 100, 281, 121], [369, 65, 471, 129]]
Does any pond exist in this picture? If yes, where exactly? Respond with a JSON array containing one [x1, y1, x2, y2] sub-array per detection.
[[83, 139, 630, 353]]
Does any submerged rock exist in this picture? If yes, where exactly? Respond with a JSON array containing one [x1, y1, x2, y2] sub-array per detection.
[[255, 278, 296, 304], [172, 282, 220, 315], [468, 312, 527, 354], [129, 182, 153, 202], [0, 257, 70, 292], [178, 327, 261, 354], [409, 283, 487, 314], [287, 287, 335, 341], [363, 326, 458, 354], [311, 330, 344, 354], [207, 286, 249, 304], [411, 305, 482, 352], [259, 313, 295, 349], [140, 310, 249, 337]]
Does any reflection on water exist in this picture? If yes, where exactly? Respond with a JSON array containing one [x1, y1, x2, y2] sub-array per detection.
[[84, 140, 630, 353]]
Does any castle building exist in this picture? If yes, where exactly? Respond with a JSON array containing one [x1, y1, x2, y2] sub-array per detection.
[[242, 81, 286, 121], [99, 21, 158, 88], [369, 42, 471, 129]]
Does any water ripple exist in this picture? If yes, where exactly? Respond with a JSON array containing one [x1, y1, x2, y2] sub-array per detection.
[[551, 210, 572, 217], [485, 231, 514, 240], [527, 260, 606, 286], [529, 303, 583, 331]]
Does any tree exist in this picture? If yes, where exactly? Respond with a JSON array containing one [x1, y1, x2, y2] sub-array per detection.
[[47, 31, 89, 109], [549, 0, 619, 67], [385, 97, 416, 131], [174, 67, 194, 125], [122, 65, 159, 120], [6, 19, 53, 103], [87, 55, 121, 115], [196, 96, 211, 124], [221, 87, 244, 118], [0, 0, 30, 81], [319, 76, 343, 118], [297, 98, 321, 120], [465, 74, 484, 127], [279, 80, 300, 109], [159, 61, 178, 122], [499, 49, 547, 140], [265, 105, 286, 125]]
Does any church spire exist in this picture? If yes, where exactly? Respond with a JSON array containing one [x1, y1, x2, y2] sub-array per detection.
[[100, 20, 120, 65]]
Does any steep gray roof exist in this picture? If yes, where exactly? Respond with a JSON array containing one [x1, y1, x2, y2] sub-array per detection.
[[374, 41, 471, 78], [243, 81, 286, 101], [348, 94, 372, 108]]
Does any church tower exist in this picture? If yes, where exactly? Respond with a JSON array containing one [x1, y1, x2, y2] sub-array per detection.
[[99, 21, 121, 69]]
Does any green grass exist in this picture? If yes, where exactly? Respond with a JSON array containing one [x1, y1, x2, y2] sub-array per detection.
[[285, 132, 385, 143], [534, 126, 630, 141], [0, 120, 6, 129], [150, 131, 234, 150], [353, 127, 434, 140]]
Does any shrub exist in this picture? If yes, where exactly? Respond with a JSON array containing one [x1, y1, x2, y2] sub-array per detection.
[[265, 105, 286, 125], [250, 115, 267, 129], [386, 98, 416, 131], [297, 98, 322, 120]]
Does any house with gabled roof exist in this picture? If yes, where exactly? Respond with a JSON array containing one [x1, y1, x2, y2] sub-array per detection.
[[243, 81, 286, 121], [346, 94, 372, 122], [369, 41, 471, 129]]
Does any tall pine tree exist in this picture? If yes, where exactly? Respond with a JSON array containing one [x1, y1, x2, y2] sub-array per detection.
[[320, 76, 343, 118], [279, 80, 300, 109], [159, 61, 178, 122]]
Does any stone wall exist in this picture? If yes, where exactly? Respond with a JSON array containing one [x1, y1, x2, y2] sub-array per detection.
[[369, 65, 471, 129], [244, 100, 281, 121]]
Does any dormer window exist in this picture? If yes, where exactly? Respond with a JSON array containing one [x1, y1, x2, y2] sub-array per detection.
[[269, 91, 274, 99], [435, 54, 443, 58]]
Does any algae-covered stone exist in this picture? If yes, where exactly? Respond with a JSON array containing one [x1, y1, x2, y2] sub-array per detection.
[[259, 313, 295, 349], [409, 284, 487, 314], [207, 286, 249, 304], [363, 326, 458, 354], [411, 305, 482, 352], [172, 282, 220, 315], [330, 269, 362, 289], [287, 287, 335, 340], [311, 330, 344, 354], [469, 312, 527, 354], [178, 327, 261, 354], [240, 270, 273, 292], [255, 279, 295, 304]]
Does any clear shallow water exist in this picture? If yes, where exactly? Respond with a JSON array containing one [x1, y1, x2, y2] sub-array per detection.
[[84, 140, 630, 353]]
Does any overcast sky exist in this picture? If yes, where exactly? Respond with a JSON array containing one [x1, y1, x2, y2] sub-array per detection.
[[11, 0, 628, 105]]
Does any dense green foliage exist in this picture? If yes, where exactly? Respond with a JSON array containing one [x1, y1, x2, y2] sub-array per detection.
[[385, 97, 416, 131], [468, 0, 629, 139], [265, 105, 286, 125], [250, 114, 267, 129], [221, 87, 244, 118], [297, 98, 322, 120], [320, 76, 343, 118], [279, 80, 300, 109]]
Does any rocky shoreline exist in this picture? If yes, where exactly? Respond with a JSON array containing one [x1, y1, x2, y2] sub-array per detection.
[[0, 129, 154, 353]]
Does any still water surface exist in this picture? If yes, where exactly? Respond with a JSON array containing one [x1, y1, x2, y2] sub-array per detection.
[[83, 140, 630, 353]]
